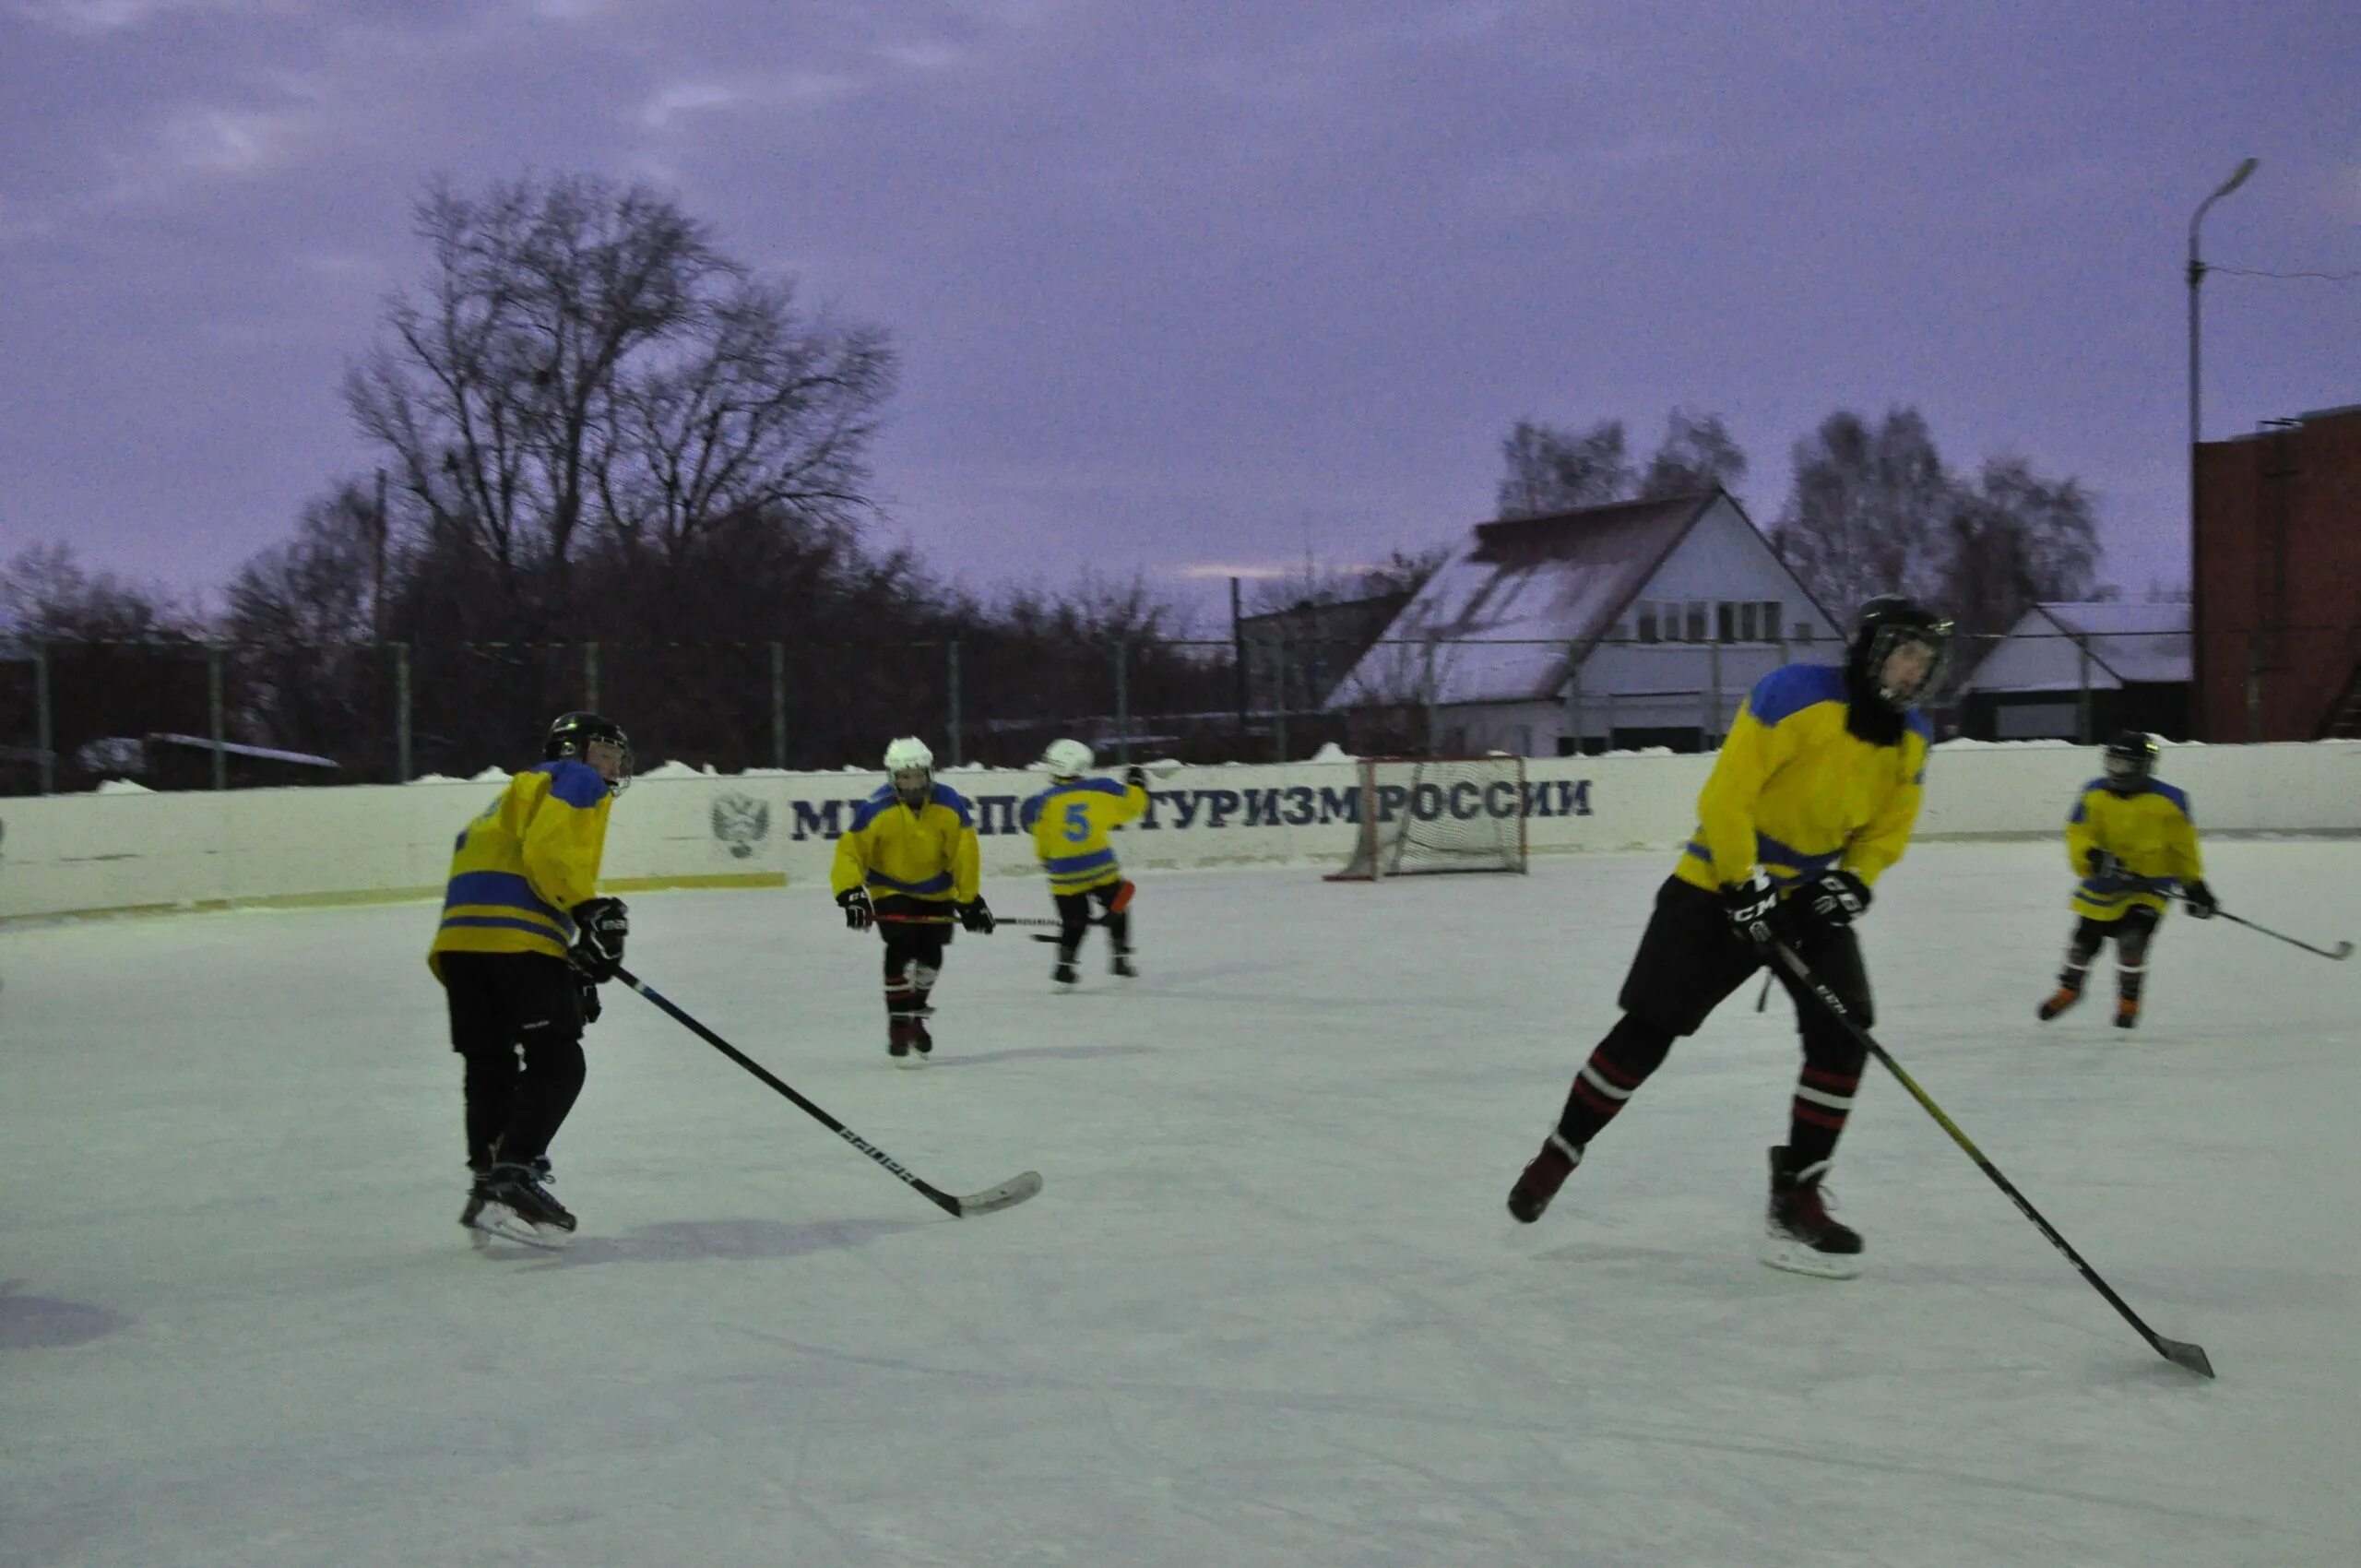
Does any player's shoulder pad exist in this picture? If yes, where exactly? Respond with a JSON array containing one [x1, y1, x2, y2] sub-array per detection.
[[1747, 662, 1845, 725], [1081, 777, 1129, 797], [1904, 708, 1934, 743], [847, 783, 899, 832], [534, 758, 611, 809], [2148, 778, 2192, 817], [928, 781, 977, 826]]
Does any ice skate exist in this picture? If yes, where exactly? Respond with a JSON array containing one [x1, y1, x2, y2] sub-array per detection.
[[888, 1016, 919, 1067], [1052, 960, 1079, 986], [1110, 952, 1137, 979], [1506, 1133, 1581, 1223], [2114, 996, 2141, 1029], [471, 1161, 576, 1249], [1762, 1146, 1860, 1278], [2036, 983, 2082, 1022]]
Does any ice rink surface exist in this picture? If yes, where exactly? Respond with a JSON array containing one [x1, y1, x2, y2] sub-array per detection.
[[5, 841, 2358, 1567]]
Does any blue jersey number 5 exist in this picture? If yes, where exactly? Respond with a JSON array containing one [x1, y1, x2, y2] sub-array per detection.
[[1062, 801, 1091, 843]]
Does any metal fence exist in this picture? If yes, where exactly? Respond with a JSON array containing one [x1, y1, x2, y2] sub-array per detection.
[[0, 625, 2230, 793]]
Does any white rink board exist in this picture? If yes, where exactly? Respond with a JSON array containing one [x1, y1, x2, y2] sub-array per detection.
[[4, 740, 2359, 921]]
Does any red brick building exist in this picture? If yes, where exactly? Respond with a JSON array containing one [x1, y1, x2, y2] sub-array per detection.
[[2192, 402, 2361, 740]]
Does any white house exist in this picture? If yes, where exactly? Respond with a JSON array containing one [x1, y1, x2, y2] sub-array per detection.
[[1957, 600, 2191, 741], [1329, 491, 1837, 755]]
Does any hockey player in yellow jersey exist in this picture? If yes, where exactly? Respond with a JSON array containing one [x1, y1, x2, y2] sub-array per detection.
[[430, 711, 632, 1246], [1019, 739, 1149, 985], [831, 737, 991, 1064], [1505, 596, 1951, 1279], [2037, 731, 2215, 1029]]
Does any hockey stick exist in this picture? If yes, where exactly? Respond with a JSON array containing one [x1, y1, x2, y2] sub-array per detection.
[[2182, 898, 2351, 960], [614, 967, 1042, 1218], [1767, 940, 2214, 1378]]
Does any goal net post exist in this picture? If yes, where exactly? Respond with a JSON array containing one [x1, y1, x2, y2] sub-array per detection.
[[1324, 755, 1530, 881]]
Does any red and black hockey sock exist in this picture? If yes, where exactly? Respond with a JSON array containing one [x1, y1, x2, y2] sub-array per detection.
[[2116, 921, 2151, 1003], [1556, 1013, 1674, 1146], [1784, 1063, 1861, 1176]]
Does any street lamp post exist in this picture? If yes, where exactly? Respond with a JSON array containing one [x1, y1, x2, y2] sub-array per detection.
[[2188, 156, 2258, 741]]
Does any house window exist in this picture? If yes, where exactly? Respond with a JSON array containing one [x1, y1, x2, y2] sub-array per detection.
[[1637, 603, 1659, 644], [1717, 603, 1736, 643], [1738, 602, 1759, 642], [1794, 620, 1813, 644], [1686, 602, 1708, 643], [1762, 601, 1783, 642]]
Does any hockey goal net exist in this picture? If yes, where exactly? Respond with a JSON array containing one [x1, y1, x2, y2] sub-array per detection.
[[1325, 755, 1529, 881]]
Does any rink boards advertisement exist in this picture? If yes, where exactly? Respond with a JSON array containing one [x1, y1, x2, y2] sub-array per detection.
[[3, 742, 2358, 921]]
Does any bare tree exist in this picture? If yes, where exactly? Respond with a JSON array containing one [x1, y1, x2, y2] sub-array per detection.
[[344, 172, 893, 628], [1938, 456, 2101, 640], [0, 541, 194, 643], [600, 280, 895, 566], [1638, 409, 1749, 501], [1772, 407, 1952, 617], [1495, 418, 1633, 518]]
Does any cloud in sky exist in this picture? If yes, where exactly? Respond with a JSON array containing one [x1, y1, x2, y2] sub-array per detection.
[[1, 0, 2356, 617]]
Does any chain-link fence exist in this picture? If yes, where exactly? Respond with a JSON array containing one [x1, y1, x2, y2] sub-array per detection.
[[0, 622, 2304, 794]]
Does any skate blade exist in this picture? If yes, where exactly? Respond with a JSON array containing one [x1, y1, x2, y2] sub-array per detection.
[[469, 1203, 574, 1251], [894, 1053, 928, 1070], [1761, 1237, 1860, 1279]]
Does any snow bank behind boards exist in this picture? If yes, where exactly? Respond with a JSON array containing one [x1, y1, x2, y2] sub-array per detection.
[[3, 742, 2356, 921]]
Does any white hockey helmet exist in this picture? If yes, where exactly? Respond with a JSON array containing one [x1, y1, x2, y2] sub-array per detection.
[[1041, 738, 1094, 778], [883, 736, 933, 775]]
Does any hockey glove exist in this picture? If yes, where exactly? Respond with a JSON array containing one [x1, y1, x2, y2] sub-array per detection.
[[1721, 871, 1786, 953], [2087, 848, 2124, 880], [1803, 869, 1871, 928], [837, 886, 874, 931], [568, 897, 628, 983], [576, 974, 603, 1026], [1124, 765, 1149, 790], [957, 897, 996, 934], [2182, 879, 2219, 920]]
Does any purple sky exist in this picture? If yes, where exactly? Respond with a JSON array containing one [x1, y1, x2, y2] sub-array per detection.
[[3, 2, 2355, 631]]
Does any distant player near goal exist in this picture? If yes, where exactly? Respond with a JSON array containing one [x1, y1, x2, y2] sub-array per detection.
[[1326, 755, 1528, 880], [1019, 739, 1149, 986]]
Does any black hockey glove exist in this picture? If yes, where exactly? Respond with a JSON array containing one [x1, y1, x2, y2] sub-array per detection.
[[2087, 848, 2124, 880], [1721, 871, 1787, 953], [1124, 765, 1149, 790], [568, 897, 628, 983], [837, 886, 874, 931], [957, 897, 996, 934], [576, 974, 603, 1026], [2182, 879, 2219, 920], [1803, 869, 1871, 928]]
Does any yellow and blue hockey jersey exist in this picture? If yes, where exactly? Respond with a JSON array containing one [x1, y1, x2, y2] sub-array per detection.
[[830, 783, 981, 906], [2064, 778, 2201, 922], [1678, 663, 1930, 897], [429, 760, 614, 977], [1019, 777, 1149, 895]]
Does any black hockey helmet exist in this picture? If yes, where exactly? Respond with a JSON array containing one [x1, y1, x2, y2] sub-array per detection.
[[1849, 595, 1953, 711], [545, 710, 633, 791], [2102, 730, 2159, 793]]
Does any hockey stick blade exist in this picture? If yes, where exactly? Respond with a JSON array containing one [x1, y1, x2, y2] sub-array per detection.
[[955, 1170, 1044, 1216], [2158, 1336, 2216, 1379], [618, 968, 1045, 1222]]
